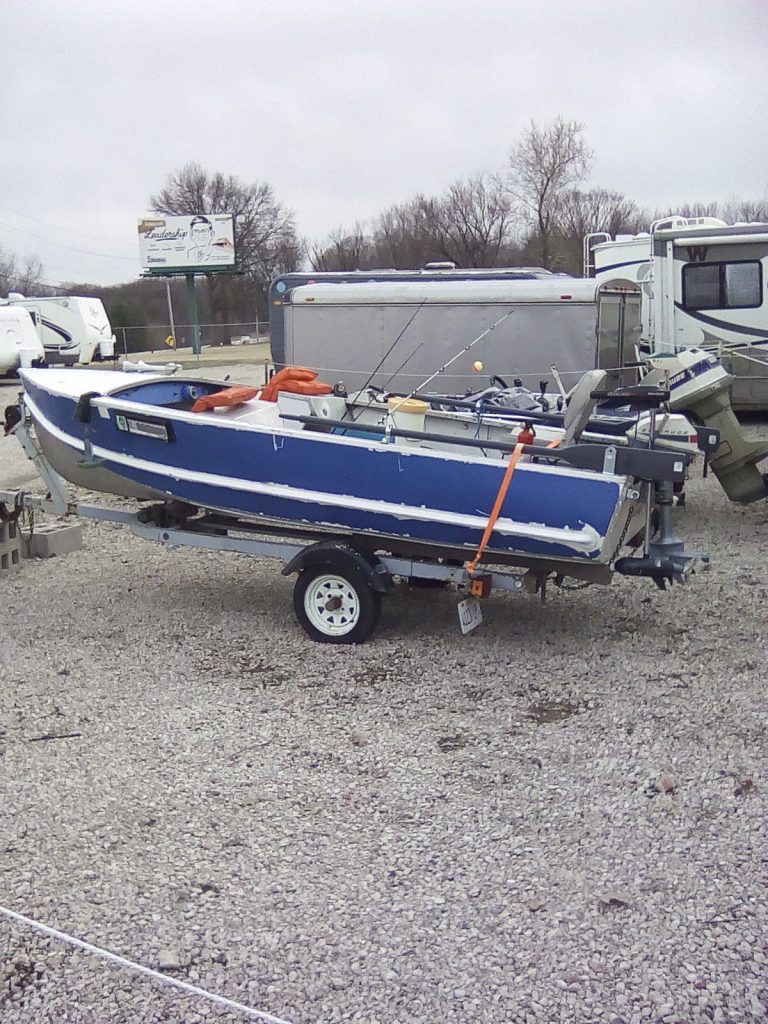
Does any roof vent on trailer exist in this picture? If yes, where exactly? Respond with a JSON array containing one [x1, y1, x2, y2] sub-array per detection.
[[652, 216, 727, 233]]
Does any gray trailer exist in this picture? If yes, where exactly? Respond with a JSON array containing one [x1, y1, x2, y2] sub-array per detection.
[[277, 278, 640, 393]]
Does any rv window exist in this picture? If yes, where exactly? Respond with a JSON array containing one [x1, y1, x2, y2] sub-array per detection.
[[725, 263, 761, 306], [683, 264, 720, 308], [682, 260, 762, 310]]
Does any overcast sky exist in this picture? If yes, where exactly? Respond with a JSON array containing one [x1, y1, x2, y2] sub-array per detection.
[[2, 0, 767, 288]]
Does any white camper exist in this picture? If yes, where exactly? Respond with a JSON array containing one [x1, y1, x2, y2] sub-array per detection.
[[588, 217, 768, 410], [278, 278, 640, 394], [0, 306, 46, 377], [5, 294, 116, 365]]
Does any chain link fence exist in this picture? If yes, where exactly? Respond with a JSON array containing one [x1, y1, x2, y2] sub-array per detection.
[[113, 321, 270, 356]]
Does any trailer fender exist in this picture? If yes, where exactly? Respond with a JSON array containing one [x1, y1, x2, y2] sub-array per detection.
[[281, 543, 394, 593]]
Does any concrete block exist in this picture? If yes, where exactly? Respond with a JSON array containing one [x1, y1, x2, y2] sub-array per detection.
[[21, 522, 84, 559], [0, 519, 23, 574]]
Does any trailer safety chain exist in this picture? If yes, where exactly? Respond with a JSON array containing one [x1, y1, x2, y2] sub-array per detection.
[[609, 504, 636, 566]]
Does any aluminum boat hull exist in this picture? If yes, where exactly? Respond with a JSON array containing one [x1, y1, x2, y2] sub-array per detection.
[[19, 368, 639, 567]]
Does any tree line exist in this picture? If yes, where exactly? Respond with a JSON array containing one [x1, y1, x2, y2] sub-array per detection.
[[3, 118, 766, 351], [310, 118, 766, 274]]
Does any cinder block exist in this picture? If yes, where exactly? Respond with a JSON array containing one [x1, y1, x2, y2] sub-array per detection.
[[0, 520, 23, 574], [21, 522, 84, 559]]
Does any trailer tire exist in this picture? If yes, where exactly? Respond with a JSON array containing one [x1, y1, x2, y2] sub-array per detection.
[[293, 564, 381, 644]]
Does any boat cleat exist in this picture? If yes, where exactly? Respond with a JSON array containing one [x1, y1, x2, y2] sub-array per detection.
[[4, 402, 22, 436]]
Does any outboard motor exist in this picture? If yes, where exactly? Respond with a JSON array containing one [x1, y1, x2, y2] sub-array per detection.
[[642, 349, 768, 503]]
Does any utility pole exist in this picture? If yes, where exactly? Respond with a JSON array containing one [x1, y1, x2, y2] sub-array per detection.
[[165, 279, 177, 347]]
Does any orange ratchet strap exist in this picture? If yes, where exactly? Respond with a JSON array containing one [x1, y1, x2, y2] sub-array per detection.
[[466, 436, 562, 574]]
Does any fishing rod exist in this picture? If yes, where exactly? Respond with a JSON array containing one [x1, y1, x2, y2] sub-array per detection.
[[379, 342, 425, 392], [345, 340, 427, 425], [386, 310, 514, 417], [356, 299, 429, 396]]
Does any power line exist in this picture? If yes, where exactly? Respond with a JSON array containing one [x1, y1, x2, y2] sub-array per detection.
[[0, 201, 137, 250], [0, 220, 137, 261]]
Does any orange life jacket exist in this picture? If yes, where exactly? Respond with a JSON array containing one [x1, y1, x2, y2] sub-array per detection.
[[260, 366, 332, 403], [191, 386, 260, 413]]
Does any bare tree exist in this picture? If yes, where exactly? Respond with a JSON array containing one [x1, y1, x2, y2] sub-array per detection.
[[373, 199, 436, 269], [150, 162, 300, 319], [309, 222, 375, 271], [508, 117, 592, 269], [417, 174, 518, 268], [369, 175, 520, 270], [553, 187, 639, 273], [559, 187, 638, 240], [647, 200, 721, 223], [720, 197, 768, 222], [0, 246, 45, 295]]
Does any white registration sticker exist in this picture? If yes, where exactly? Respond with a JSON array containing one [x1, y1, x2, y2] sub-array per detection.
[[457, 597, 483, 635]]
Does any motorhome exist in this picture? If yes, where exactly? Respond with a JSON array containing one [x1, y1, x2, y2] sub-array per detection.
[[5, 294, 116, 365], [587, 217, 768, 410], [0, 306, 46, 377], [274, 277, 637, 394]]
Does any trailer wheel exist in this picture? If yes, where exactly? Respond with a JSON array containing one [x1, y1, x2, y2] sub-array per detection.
[[293, 564, 382, 644]]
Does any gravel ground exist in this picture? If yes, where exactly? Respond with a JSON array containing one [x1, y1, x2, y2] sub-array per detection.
[[1, 371, 766, 1024]]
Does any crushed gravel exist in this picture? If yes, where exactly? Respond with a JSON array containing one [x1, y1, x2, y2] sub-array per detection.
[[0, 378, 766, 1023]]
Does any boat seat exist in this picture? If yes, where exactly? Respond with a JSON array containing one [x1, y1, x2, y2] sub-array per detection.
[[562, 369, 609, 445], [196, 401, 284, 428], [230, 402, 283, 426]]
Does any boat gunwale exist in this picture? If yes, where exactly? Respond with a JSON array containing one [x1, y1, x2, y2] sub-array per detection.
[[88, 392, 628, 482]]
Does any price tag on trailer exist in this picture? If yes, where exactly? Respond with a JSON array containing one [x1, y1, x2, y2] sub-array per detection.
[[457, 597, 483, 635]]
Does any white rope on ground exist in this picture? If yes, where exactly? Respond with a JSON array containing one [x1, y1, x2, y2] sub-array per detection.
[[0, 904, 298, 1024]]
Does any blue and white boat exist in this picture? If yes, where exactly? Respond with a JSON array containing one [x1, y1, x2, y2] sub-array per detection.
[[17, 367, 695, 581]]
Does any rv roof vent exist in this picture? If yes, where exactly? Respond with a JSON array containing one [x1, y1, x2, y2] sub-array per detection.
[[683, 217, 728, 228]]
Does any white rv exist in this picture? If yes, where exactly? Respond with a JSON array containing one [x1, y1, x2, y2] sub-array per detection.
[[588, 217, 768, 410], [5, 294, 116, 365], [278, 278, 640, 394], [0, 306, 46, 377]]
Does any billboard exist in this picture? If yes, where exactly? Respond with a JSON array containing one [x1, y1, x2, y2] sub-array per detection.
[[138, 214, 236, 272]]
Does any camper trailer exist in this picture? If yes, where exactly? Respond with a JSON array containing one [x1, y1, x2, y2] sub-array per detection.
[[0, 307, 46, 377], [588, 217, 768, 410], [276, 277, 638, 394], [5, 294, 116, 365], [269, 266, 558, 372]]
